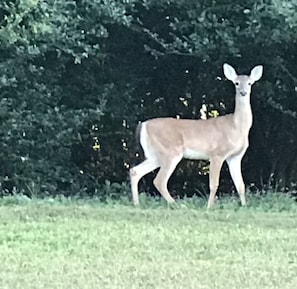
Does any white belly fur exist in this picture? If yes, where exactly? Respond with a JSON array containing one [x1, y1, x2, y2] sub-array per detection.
[[183, 149, 209, 160]]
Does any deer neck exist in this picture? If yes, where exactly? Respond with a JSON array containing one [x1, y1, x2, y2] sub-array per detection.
[[233, 93, 253, 131]]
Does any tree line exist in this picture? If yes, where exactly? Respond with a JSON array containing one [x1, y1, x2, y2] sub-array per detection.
[[0, 0, 296, 198]]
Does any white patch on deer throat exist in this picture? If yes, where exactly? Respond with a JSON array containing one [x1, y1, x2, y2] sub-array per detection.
[[183, 149, 209, 160]]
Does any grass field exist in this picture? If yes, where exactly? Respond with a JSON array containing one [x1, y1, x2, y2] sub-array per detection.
[[0, 194, 297, 289]]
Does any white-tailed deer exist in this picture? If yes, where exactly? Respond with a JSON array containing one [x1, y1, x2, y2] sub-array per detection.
[[130, 63, 263, 208]]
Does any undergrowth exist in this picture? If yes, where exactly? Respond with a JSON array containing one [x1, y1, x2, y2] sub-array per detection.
[[0, 191, 296, 212]]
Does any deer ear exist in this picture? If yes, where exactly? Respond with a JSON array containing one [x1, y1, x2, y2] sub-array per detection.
[[223, 63, 237, 82], [250, 65, 263, 82]]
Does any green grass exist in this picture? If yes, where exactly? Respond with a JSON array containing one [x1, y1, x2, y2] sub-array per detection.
[[0, 194, 297, 289]]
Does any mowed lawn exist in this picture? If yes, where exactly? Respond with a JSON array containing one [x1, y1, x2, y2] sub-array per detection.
[[0, 198, 297, 289]]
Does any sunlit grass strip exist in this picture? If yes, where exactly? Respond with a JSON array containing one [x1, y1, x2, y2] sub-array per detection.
[[0, 194, 297, 289]]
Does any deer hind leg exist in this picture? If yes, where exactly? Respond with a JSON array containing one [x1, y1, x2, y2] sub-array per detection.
[[130, 159, 159, 205], [227, 155, 247, 206], [208, 156, 224, 208], [153, 154, 183, 203]]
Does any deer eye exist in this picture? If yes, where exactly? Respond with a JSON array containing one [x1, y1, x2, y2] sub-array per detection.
[[235, 82, 239, 86], [248, 82, 251, 86]]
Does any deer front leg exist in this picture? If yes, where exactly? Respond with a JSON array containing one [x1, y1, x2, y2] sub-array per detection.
[[207, 157, 224, 208], [227, 155, 247, 206]]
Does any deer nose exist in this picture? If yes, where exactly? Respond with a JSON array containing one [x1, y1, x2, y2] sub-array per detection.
[[240, 91, 247, 96]]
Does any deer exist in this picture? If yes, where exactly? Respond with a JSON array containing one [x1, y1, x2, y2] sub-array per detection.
[[129, 63, 263, 208]]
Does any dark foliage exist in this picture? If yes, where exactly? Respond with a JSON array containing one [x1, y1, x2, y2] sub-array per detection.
[[0, 0, 296, 198]]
